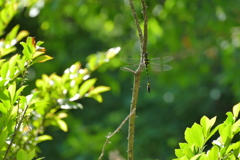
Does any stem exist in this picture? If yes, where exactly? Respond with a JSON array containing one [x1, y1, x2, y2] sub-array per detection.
[[127, 72, 141, 160], [141, 0, 148, 54], [98, 108, 136, 160], [3, 63, 30, 160], [128, 0, 143, 47], [127, 0, 148, 160]]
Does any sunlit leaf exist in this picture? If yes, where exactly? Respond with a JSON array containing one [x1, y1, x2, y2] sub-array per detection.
[[233, 103, 240, 118], [219, 124, 232, 145], [79, 78, 97, 96], [106, 47, 121, 59], [5, 25, 19, 41], [1, 61, 9, 78], [8, 82, 16, 103], [0, 103, 7, 113], [36, 135, 53, 143], [182, 147, 194, 158], [232, 119, 240, 134], [17, 149, 28, 160], [20, 42, 32, 60], [56, 119, 68, 132], [207, 146, 219, 159], [32, 55, 53, 64], [16, 30, 29, 41], [88, 86, 110, 95], [0, 88, 11, 109], [200, 116, 216, 138], [191, 123, 204, 148], [14, 85, 27, 103], [28, 149, 35, 160], [88, 93, 103, 103], [0, 127, 8, 148], [184, 128, 193, 145]]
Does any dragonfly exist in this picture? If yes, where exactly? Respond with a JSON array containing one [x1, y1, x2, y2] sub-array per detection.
[[121, 53, 173, 93]]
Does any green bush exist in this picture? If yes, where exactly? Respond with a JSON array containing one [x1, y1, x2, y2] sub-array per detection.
[[174, 103, 240, 160], [0, 1, 119, 159]]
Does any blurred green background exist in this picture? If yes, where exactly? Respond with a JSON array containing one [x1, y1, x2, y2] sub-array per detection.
[[8, 0, 240, 159]]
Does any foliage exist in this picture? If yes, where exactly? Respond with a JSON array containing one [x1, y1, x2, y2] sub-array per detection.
[[174, 103, 240, 160], [0, 0, 120, 160], [3, 0, 240, 159]]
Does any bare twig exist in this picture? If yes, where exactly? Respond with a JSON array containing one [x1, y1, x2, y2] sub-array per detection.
[[141, 0, 148, 54], [128, 0, 143, 49], [98, 108, 136, 160], [127, 0, 148, 160], [127, 72, 141, 160]]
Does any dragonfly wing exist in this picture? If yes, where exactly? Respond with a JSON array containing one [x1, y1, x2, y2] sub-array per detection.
[[162, 56, 174, 63], [120, 64, 142, 72], [150, 64, 173, 72], [162, 64, 173, 71], [150, 56, 174, 64], [120, 57, 141, 64]]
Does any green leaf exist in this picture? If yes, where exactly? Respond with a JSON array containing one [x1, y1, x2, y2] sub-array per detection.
[[0, 127, 8, 148], [232, 119, 240, 134], [191, 154, 203, 160], [179, 143, 189, 149], [16, 30, 29, 41], [79, 78, 97, 96], [200, 116, 217, 139], [36, 41, 44, 46], [32, 55, 53, 64], [233, 103, 240, 118], [224, 112, 234, 124], [36, 135, 53, 143], [56, 119, 68, 132], [182, 147, 194, 158], [14, 85, 27, 103], [184, 128, 194, 145], [8, 82, 16, 103], [28, 149, 35, 160], [21, 37, 36, 60], [20, 42, 32, 60], [206, 124, 221, 141], [219, 124, 232, 145], [5, 25, 19, 41], [17, 149, 28, 160], [207, 146, 219, 160], [88, 86, 110, 95], [175, 149, 183, 158], [88, 93, 103, 103], [191, 123, 204, 148], [0, 103, 7, 113], [0, 88, 11, 109], [1, 61, 9, 79], [232, 141, 240, 157], [106, 47, 121, 59]]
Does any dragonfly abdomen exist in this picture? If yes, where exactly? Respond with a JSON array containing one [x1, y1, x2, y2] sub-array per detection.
[[144, 53, 151, 93]]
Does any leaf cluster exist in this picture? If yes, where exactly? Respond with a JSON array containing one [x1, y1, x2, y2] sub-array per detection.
[[175, 103, 240, 160], [0, 1, 120, 160]]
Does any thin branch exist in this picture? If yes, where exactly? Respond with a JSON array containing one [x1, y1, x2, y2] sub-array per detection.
[[127, 0, 148, 160], [127, 72, 141, 160], [128, 0, 143, 47], [3, 104, 30, 160], [98, 108, 136, 160], [141, 0, 148, 54]]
